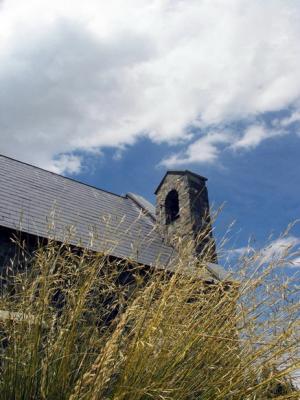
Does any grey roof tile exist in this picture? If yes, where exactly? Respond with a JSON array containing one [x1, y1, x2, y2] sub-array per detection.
[[0, 155, 174, 267], [0, 155, 229, 281], [126, 193, 156, 220]]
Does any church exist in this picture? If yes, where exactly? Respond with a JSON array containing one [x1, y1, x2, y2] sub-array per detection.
[[0, 154, 226, 283]]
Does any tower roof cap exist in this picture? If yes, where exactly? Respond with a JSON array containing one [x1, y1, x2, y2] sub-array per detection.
[[154, 170, 207, 195]]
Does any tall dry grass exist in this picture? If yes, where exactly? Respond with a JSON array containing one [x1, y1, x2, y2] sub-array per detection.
[[0, 225, 299, 399]]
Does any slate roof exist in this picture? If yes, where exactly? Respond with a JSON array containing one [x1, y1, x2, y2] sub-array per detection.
[[126, 193, 156, 221], [0, 155, 230, 281], [0, 155, 174, 267]]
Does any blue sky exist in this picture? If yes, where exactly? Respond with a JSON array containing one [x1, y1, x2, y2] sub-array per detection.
[[74, 125, 300, 254], [0, 0, 299, 263]]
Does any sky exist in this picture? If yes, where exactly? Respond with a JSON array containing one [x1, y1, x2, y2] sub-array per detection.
[[0, 0, 299, 265]]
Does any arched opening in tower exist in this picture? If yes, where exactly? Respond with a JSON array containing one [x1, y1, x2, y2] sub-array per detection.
[[165, 189, 180, 224]]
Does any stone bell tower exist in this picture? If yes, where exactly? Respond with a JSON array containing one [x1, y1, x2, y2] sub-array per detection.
[[155, 170, 217, 261]]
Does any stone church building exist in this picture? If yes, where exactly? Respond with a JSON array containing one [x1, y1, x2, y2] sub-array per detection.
[[0, 154, 226, 283]]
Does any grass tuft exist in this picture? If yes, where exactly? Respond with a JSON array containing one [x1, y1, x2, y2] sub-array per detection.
[[0, 225, 299, 399]]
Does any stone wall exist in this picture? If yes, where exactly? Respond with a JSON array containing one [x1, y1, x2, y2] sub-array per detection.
[[155, 172, 217, 261]]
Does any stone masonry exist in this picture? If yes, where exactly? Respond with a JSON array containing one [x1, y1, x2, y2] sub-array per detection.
[[155, 171, 217, 262]]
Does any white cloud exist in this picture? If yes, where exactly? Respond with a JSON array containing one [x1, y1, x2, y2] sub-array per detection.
[[51, 154, 82, 175], [279, 111, 300, 127], [261, 236, 300, 263], [231, 124, 285, 151], [291, 257, 300, 268], [0, 0, 300, 172], [161, 132, 232, 167], [229, 236, 300, 267]]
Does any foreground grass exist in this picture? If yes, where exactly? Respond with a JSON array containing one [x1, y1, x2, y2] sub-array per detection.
[[0, 231, 299, 399]]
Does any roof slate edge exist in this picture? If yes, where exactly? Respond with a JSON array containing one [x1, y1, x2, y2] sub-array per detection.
[[0, 154, 125, 200], [154, 170, 208, 194], [126, 193, 156, 221]]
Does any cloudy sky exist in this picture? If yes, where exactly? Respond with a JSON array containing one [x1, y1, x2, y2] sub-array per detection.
[[0, 0, 299, 260]]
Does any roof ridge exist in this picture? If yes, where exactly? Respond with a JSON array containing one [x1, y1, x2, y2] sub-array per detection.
[[0, 153, 126, 200], [126, 193, 156, 221]]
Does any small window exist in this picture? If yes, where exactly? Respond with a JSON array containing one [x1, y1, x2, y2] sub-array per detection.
[[165, 190, 180, 224]]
